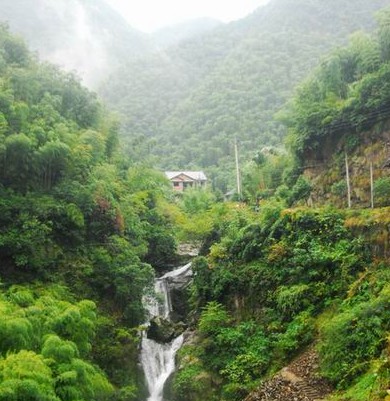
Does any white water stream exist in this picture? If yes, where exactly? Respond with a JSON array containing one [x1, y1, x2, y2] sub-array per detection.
[[140, 263, 192, 401]]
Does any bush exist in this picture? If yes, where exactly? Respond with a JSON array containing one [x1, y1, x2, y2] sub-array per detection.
[[274, 311, 315, 358], [172, 363, 206, 401], [319, 285, 390, 387], [374, 177, 390, 206], [199, 302, 230, 337], [0, 350, 58, 401], [288, 176, 312, 206]]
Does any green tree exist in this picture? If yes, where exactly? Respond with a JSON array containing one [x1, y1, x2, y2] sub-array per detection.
[[0, 350, 58, 401]]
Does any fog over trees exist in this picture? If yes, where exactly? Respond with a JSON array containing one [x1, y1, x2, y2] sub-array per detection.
[[0, 1, 389, 401]]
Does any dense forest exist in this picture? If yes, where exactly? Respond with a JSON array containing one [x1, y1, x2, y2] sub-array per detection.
[[100, 0, 390, 191], [165, 8, 390, 401], [0, 23, 180, 400], [0, 1, 389, 401], [2, 0, 389, 191]]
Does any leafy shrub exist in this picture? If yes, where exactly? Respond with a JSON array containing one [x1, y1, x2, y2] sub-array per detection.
[[115, 385, 138, 401], [181, 188, 216, 214], [191, 256, 212, 306], [274, 311, 315, 358], [220, 325, 271, 385], [41, 335, 79, 364], [331, 179, 347, 197], [7, 286, 35, 307], [0, 350, 58, 401], [172, 363, 208, 401], [275, 284, 311, 316], [374, 176, 390, 206], [0, 316, 34, 355], [48, 302, 96, 355], [199, 302, 230, 336], [319, 285, 390, 387], [288, 176, 312, 206], [53, 358, 114, 401]]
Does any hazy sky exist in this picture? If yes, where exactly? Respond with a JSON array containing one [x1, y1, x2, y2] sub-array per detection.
[[105, 0, 270, 32]]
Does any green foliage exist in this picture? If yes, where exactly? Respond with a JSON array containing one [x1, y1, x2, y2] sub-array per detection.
[[92, 319, 140, 388], [174, 206, 380, 400], [172, 363, 206, 400], [198, 308, 272, 399], [88, 236, 154, 325], [181, 188, 216, 215], [0, 285, 119, 401], [337, 360, 390, 401], [48, 301, 96, 356], [284, 9, 390, 166], [241, 149, 292, 203], [7, 286, 35, 307], [198, 302, 230, 336], [274, 311, 315, 358], [115, 385, 138, 401], [373, 176, 390, 206], [319, 284, 390, 387], [0, 350, 58, 401], [275, 284, 311, 315], [287, 176, 312, 206], [0, 27, 181, 400], [331, 179, 348, 197], [377, 6, 390, 61], [191, 256, 212, 306], [42, 335, 79, 364], [0, 25, 178, 324], [219, 323, 271, 385], [101, 0, 389, 191], [0, 316, 34, 355]]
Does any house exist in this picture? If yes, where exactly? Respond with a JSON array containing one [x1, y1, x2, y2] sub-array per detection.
[[165, 171, 207, 191]]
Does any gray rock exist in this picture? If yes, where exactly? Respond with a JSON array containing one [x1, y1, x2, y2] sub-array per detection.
[[147, 316, 186, 343]]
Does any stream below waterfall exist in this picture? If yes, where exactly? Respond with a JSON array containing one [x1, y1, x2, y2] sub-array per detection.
[[140, 263, 192, 401]]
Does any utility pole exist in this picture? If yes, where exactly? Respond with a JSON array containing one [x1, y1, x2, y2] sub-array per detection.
[[345, 153, 351, 208], [234, 137, 242, 199], [370, 161, 374, 209]]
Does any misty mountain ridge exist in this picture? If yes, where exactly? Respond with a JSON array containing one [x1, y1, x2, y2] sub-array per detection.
[[0, 0, 271, 88], [0, 0, 154, 87], [100, 0, 390, 191], [2, 0, 390, 191], [151, 18, 224, 48]]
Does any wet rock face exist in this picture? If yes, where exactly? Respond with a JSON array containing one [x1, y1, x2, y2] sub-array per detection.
[[147, 316, 186, 343], [164, 265, 192, 323], [170, 287, 190, 323], [165, 268, 193, 290]]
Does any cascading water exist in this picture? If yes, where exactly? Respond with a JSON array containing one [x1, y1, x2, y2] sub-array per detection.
[[141, 263, 192, 401]]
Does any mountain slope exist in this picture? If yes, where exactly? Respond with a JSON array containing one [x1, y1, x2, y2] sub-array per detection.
[[0, 0, 154, 87], [152, 18, 224, 48], [102, 0, 390, 191]]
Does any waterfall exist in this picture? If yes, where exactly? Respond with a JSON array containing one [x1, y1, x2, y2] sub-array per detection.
[[141, 263, 192, 401]]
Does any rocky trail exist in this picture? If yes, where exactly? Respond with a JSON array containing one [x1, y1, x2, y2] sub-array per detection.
[[244, 345, 333, 401]]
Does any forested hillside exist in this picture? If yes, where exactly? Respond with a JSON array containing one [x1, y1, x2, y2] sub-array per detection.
[[0, 2, 390, 401], [280, 7, 390, 208], [0, 24, 179, 400], [165, 10, 390, 400], [101, 0, 390, 191], [237, 5, 390, 208], [0, 0, 154, 87], [151, 18, 223, 48], [169, 205, 390, 401], [3, 0, 389, 191]]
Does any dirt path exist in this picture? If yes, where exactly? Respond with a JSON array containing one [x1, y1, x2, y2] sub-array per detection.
[[243, 345, 333, 401]]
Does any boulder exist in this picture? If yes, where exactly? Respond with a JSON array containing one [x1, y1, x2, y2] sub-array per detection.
[[147, 316, 186, 343]]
